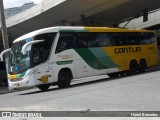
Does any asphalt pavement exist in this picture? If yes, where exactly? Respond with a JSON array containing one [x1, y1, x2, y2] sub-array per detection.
[[0, 64, 159, 95], [0, 66, 160, 111], [0, 86, 9, 95]]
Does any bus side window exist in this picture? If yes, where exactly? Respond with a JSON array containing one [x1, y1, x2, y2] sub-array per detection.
[[93, 33, 111, 47], [32, 33, 56, 65], [78, 39, 88, 48], [137, 33, 153, 44], [149, 33, 155, 43], [110, 33, 124, 46], [56, 33, 73, 53], [72, 35, 78, 48], [125, 33, 137, 45], [32, 44, 43, 64], [76, 33, 92, 48]]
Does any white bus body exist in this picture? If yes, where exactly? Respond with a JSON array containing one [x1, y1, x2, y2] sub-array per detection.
[[1, 26, 158, 91]]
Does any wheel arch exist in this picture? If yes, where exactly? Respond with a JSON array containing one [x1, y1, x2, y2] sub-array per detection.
[[129, 59, 138, 68], [139, 58, 147, 66], [59, 67, 73, 79]]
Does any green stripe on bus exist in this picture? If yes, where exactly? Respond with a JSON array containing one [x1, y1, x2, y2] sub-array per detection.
[[75, 48, 107, 70], [75, 48, 118, 70], [57, 60, 73, 65], [89, 48, 118, 68]]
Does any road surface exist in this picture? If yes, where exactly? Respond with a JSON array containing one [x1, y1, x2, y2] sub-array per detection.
[[0, 68, 160, 111]]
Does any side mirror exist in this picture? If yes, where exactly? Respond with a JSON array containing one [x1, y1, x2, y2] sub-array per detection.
[[0, 48, 11, 61], [21, 40, 44, 55]]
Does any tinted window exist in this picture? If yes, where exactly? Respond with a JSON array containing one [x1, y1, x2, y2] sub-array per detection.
[[109, 32, 155, 46], [56, 33, 73, 53], [110, 33, 125, 46], [76, 33, 92, 48], [137, 33, 155, 44], [55, 32, 155, 51], [92, 33, 111, 47], [125, 33, 138, 45], [32, 33, 56, 65]]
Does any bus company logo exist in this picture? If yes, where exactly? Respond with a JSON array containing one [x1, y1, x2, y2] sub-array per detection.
[[114, 47, 141, 54]]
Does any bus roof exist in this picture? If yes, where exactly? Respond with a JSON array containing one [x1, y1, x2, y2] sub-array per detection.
[[13, 26, 154, 43], [14, 27, 60, 43]]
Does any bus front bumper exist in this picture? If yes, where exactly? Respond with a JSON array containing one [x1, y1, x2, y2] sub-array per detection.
[[9, 74, 35, 90]]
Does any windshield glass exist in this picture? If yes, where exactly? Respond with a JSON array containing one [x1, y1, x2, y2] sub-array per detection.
[[9, 38, 33, 74], [8, 32, 57, 74], [31, 33, 56, 67]]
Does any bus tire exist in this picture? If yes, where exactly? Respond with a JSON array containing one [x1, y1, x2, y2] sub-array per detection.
[[37, 84, 50, 91], [138, 59, 147, 73], [128, 60, 138, 75], [57, 70, 72, 88]]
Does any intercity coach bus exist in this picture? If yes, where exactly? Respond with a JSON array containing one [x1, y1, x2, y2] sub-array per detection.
[[0, 26, 159, 91]]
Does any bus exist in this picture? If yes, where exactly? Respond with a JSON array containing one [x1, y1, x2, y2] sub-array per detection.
[[0, 26, 159, 91]]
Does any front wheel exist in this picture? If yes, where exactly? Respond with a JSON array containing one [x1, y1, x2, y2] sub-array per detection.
[[57, 70, 72, 88], [37, 84, 50, 91]]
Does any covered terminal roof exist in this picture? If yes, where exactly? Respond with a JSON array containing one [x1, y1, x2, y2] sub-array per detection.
[[5, 0, 160, 41]]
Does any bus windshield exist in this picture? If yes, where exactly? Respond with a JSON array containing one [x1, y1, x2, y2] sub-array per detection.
[[9, 38, 33, 74], [8, 32, 57, 74]]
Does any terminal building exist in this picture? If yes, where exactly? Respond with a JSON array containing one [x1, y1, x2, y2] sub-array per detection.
[[4, 2, 36, 19], [2, 0, 160, 41], [1, 0, 160, 55], [0, 0, 160, 51]]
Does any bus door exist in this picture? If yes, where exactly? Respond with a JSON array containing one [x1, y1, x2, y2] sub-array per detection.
[[32, 44, 53, 85]]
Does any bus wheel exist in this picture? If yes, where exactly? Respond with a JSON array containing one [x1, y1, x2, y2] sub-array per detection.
[[37, 84, 50, 91], [57, 70, 72, 88], [128, 60, 138, 75], [138, 59, 147, 73]]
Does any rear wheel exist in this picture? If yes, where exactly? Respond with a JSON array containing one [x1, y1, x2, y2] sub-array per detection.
[[138, 59, 147, 73], [128, 60, 138, 75], [37, 84, 50, 91], [57, 70, 72, 88]]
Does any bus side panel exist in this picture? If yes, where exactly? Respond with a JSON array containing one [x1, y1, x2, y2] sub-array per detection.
[[73, 48, 95, 78], [52, 49, 107, 81], [136, 44, 159, 67], [102, 47, 127, 71], [34, 62, 54, 85], [103, 44, 159, 72], [147, 43, 159, 67], [52, 49, 77, 82], [74, 47, 120, 76]]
